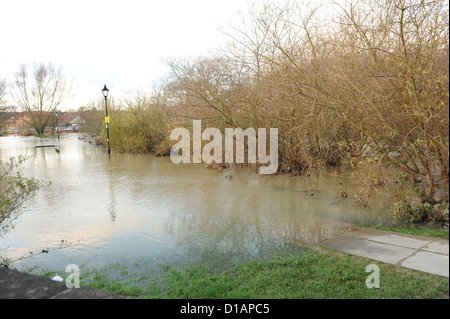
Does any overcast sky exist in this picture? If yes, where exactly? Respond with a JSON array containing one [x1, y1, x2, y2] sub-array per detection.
[[0, 0, 256, 110]]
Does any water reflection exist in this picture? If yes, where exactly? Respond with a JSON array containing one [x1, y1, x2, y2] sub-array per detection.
[[106, 158, 117, 223], [0, 134, 393, 271]]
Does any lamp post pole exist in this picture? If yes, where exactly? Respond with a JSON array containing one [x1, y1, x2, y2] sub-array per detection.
[[55, 112, 60, 140], [102, 85, 111, 154]]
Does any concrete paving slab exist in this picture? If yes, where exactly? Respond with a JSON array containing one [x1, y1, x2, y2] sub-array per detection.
[[422, 241, 449, 255], [320, 235, 417, 264], [318, 226, 449, 278], [401, 251, 449, 277], [358, 233, 431, 250]]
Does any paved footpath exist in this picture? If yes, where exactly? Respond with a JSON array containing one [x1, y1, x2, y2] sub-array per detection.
[[0, 267, 127, 299], [319, 227, 449, 278]]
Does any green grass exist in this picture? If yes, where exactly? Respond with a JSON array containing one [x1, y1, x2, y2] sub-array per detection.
[[40, 246, 447, 299], [363, 224, 449, 240]]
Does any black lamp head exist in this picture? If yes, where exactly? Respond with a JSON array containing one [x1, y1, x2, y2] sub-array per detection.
[[102, 84, 109, 98]]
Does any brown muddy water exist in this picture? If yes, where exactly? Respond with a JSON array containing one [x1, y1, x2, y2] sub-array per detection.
[[0, 134, 393, 272]]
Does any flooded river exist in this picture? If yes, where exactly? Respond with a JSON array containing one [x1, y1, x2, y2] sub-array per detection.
[[0, 134, 393, 272]]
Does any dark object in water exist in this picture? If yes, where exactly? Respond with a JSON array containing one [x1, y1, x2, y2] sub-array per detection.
[[339, 183, 348, 198]]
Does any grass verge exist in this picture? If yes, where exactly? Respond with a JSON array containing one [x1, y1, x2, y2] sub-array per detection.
[[362, 224, 449, 240]]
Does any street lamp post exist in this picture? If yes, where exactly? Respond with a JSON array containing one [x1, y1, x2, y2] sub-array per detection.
[[11, 116, 15, 136], [102, 84, 111, 154], [55, 112, 60, 140]]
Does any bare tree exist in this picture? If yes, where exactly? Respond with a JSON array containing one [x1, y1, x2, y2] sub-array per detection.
[[326, 0, 449, 202], [163, 0, 448, 204], [12, 62, 72, 136], [0, 77, 11, 113], [0, 77, 13, 127], [0, 77, 7, 105]]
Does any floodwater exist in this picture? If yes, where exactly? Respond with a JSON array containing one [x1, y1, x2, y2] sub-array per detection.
[[0, 134, 393, 272]]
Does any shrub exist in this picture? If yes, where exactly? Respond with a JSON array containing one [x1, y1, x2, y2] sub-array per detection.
[[0, 156, 39, 234]]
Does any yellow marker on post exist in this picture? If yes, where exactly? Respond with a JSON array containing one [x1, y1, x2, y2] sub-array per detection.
[[102, 84, 111, 155]]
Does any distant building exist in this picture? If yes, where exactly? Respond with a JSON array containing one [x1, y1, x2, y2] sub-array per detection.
[[69, 115, 86, 130], [57, 113, 86, 131], [1, 111, 85, 133], [1, 112, 35, 132]]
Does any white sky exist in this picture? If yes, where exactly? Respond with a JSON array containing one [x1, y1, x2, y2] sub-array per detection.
[[0, 0, 257, 110]]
